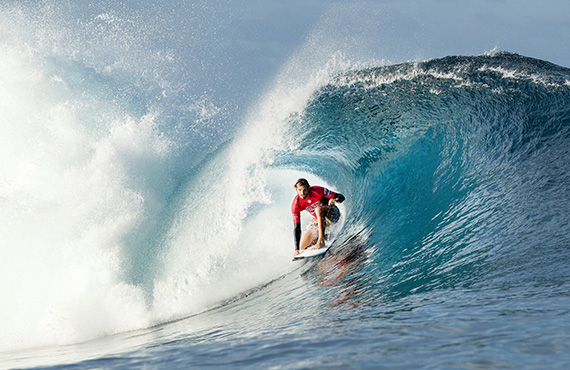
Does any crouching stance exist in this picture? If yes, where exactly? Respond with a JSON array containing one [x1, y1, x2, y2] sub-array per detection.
[[291, 178, 345, 258]]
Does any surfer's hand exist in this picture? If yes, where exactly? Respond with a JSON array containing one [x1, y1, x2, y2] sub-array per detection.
[[329, 199, 336, 206]]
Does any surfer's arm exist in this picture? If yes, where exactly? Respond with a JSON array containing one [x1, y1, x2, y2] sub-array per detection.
[[322, 187, 345, 205], [329, 193, 345, 205], [293, 222, 301, 251], [292, 198, 302, 252]]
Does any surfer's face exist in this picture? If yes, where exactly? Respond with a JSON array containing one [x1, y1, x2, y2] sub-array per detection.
[[296, 184, 310, 199]]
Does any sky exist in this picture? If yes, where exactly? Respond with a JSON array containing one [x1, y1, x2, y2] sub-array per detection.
[[377, 0, 569, 67], [285, 0, 570, 68]]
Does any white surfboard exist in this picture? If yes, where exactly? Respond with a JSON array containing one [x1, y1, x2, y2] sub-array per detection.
[[292, 246, 329, 261]]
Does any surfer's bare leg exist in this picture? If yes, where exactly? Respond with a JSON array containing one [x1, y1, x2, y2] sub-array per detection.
[[299, 230, 317, 250], [312, 205, 329, 249]]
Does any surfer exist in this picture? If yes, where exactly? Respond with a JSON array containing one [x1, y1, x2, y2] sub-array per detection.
[[291, 178, 345, 257]]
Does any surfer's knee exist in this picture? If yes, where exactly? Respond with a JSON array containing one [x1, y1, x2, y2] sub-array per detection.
[[315, 205, 328, 218]]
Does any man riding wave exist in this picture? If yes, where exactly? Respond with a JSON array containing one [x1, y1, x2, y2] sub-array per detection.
[[291, 178, 345, 257]]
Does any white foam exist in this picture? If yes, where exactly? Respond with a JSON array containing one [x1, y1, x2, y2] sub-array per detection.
[[0, 0, 360, 352], [0, 40, 175, 351], [149, 38, 352, 323], [477, 64, 559, 87]]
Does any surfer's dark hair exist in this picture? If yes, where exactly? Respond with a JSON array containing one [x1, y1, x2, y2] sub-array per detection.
[[294, 178, 310, 188]]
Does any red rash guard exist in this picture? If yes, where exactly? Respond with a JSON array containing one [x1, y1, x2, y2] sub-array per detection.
[[291, 186, 337, 223]]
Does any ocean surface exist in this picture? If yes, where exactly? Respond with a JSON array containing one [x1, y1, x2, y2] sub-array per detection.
[[1, 1, 570, 369]]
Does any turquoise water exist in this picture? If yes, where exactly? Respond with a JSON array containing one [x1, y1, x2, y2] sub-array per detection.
[[1, 1, 570, 369]]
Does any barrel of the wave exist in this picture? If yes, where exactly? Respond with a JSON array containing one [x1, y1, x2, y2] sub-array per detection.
[[287, 52, 570, 293]]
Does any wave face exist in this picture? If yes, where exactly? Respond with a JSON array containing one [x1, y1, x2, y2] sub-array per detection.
[[285, 52, 570, 297], [2, 18, 570, 366]]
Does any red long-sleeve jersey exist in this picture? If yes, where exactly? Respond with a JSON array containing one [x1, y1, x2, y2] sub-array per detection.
[[291, 186, 337, 223]]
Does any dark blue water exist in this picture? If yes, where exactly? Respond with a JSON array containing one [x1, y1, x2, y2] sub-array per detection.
[[2, 1, 570, 369]]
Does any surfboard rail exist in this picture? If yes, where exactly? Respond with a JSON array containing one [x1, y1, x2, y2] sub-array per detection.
[[292, 246, 329, 261]]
